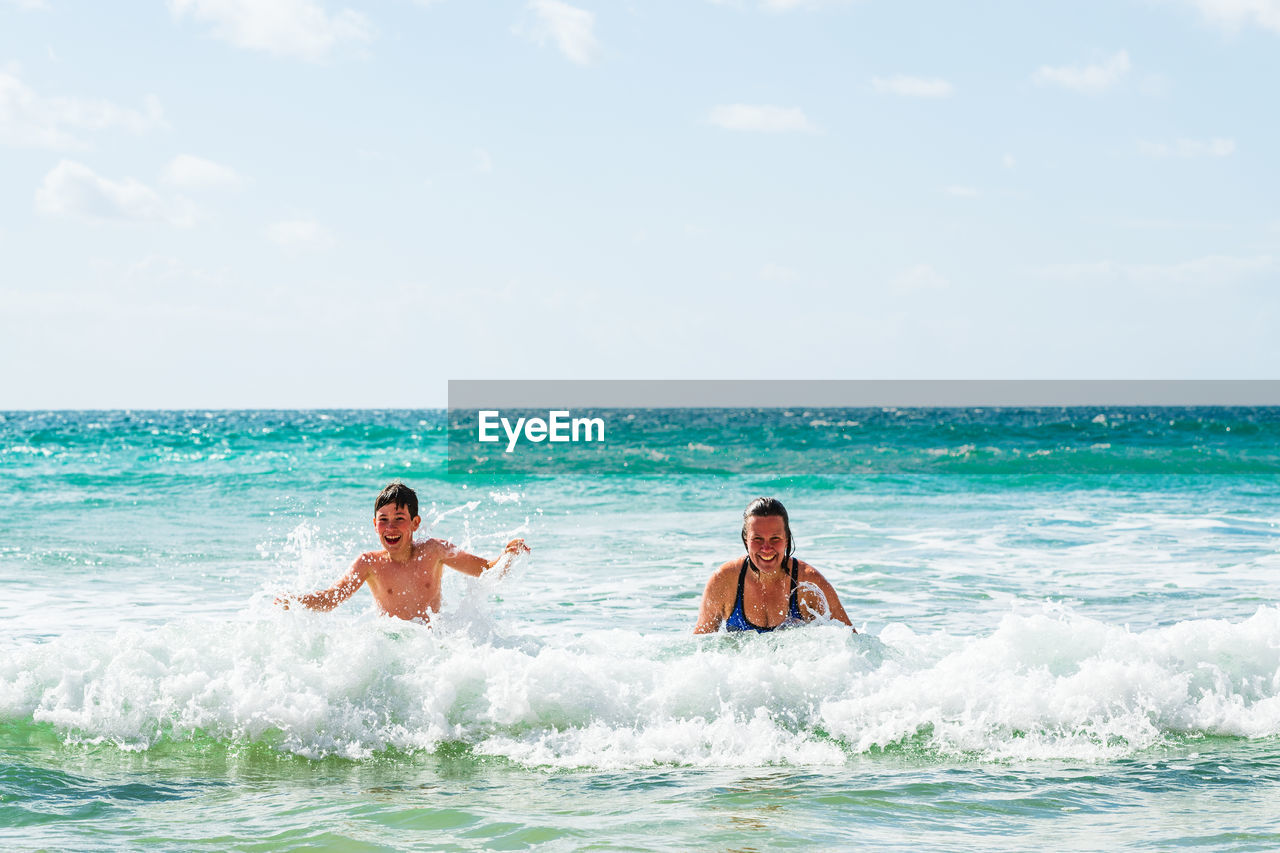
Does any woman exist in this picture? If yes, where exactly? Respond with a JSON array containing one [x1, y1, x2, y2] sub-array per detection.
[[694, 497, 854, 633]]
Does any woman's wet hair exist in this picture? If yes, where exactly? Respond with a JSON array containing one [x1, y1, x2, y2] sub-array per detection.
[[741, 496, 794, 559], [375, 481, 419, 519]]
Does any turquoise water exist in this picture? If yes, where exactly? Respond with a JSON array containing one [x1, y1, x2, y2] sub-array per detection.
[[3, 408, 1280, 850]]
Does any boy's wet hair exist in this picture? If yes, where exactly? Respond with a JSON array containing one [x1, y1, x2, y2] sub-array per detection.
[[375, 481, 419, 518], [741, 496, 794, 559]]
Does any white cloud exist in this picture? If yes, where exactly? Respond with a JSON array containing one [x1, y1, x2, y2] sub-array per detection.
[[708, 104, 815, 133], [162, 154, 244, 188], [474, 148, 493, 174], [872, 75, 953, 98], [4, 0, 49, 9], [35, 160, 193, 225], [168, 0, 374, 61], [1181, 0, 1280, 33], [0, 71, 166, 149], [944, 185, 979, 197], [1033, 50, 1130, 93], [1137, 137, 1236, 158], [893, 263, 949, 292], [526, 0, 600, 65], [266, 218, 330, 247], [1003, 153, 1016, 169]]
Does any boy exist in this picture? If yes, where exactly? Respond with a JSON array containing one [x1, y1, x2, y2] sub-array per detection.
[[277, 481, 529, 622]]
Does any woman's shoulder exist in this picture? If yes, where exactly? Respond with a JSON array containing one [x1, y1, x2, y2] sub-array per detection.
[[794, 558, 830, 583], [706, 557, 745, 585]]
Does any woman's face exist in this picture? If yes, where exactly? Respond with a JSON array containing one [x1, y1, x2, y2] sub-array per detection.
[[744, 515, 788, 571]]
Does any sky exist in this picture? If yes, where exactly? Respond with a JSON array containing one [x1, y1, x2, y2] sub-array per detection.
[[2, 0, 1278, 408]]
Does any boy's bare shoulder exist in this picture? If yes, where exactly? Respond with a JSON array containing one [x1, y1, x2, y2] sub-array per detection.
[[413, 538, 456, 560], [347, 551, 382, 577]]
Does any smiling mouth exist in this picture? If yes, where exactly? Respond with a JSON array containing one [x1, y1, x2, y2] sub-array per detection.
[[384, 533, 403, 544]]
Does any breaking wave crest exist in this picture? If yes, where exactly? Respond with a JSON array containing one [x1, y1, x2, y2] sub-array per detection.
[[4, 605, 1280, 767]]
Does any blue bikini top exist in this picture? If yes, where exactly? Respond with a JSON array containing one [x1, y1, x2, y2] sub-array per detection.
[[725, 557, 803, 633]]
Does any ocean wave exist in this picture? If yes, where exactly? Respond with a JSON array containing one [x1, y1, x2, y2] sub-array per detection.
[[3, 606, 1279, 767], [7, 408, 1280, 481]]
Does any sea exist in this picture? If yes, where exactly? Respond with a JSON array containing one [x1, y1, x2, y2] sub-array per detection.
[[3, 407, 1280, 851]]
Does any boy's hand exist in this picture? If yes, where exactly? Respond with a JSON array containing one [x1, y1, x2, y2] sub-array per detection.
[[484, 539, 529, 575]]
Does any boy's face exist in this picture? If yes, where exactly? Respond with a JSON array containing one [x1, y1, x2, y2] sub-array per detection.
[[374, 502, 420, 551]]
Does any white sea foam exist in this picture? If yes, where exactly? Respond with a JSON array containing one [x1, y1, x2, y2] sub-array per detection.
[[3, 605, 1279, 767]]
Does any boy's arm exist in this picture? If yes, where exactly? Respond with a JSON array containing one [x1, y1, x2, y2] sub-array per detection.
[[440, 538, 529, 578], [277, 557, 370, 612]]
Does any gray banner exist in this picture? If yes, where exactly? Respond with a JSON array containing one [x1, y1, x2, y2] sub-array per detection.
[[449, 379, 1280, 408], [444, 380, 1280, 477]]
